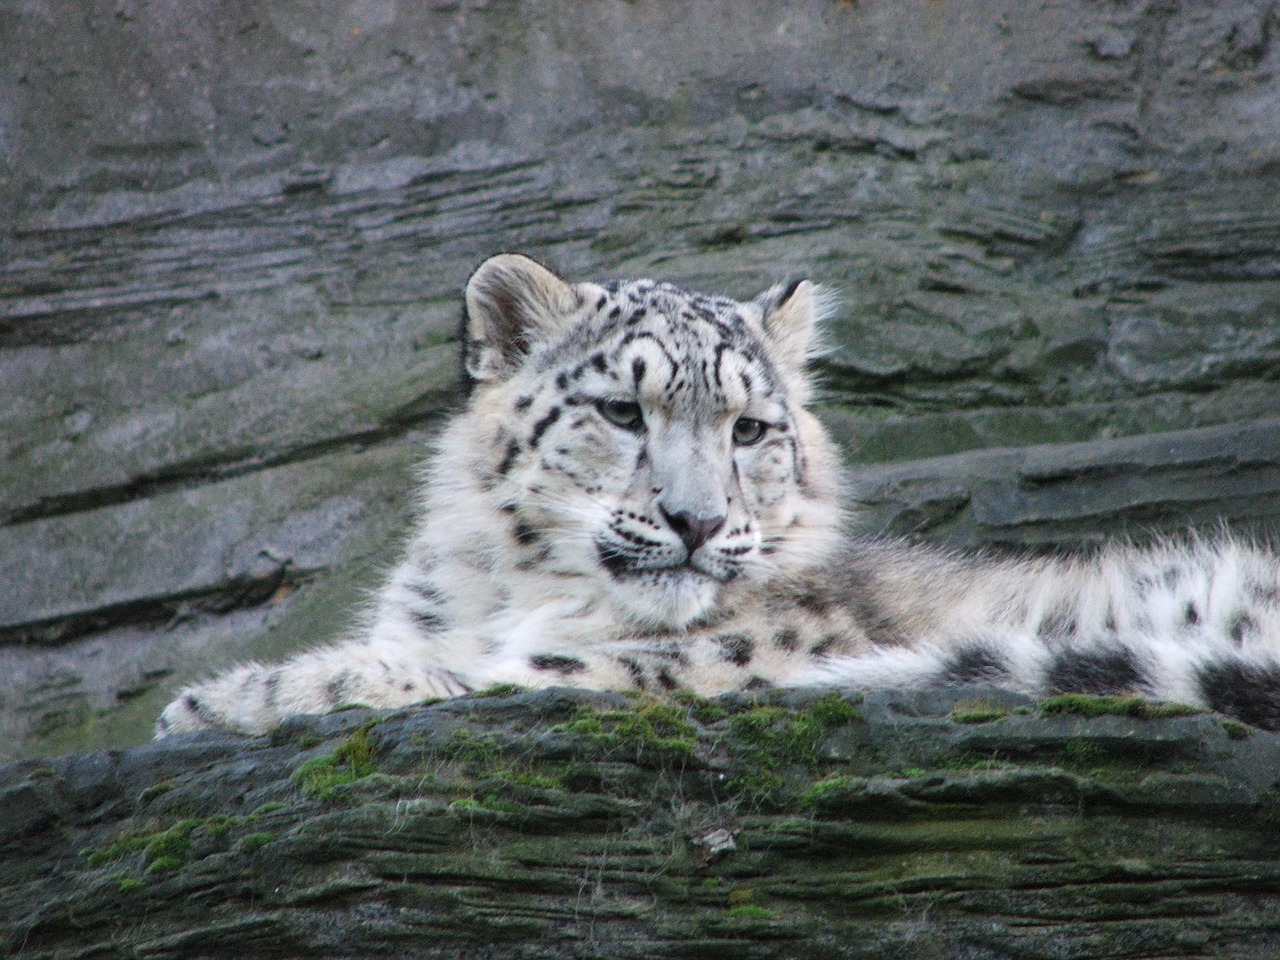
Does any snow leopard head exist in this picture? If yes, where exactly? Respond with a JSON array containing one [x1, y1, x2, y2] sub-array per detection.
[[458, 253, 842, 631]]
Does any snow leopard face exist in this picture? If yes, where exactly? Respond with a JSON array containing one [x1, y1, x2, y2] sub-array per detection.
[[461, 254, 841, 632]]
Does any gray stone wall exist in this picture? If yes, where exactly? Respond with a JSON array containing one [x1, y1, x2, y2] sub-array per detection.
[[3, 0, 1280, 759]]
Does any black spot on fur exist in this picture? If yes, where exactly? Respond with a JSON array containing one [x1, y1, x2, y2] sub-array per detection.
[[632, 357, 647, 386], [1198, 660, 1280, 729], [1248, 578, 1280, 606], [529, 654, 587, 675], [495, 439, 520, 476], [656, 667, 680, 690], [445, 670, 474, 694], [513, 520, 539, 545], [618, 656, 647, 690], [596, 543, 633, 578], [1047, 647, 1145, 696], [326, 672, 354, 707], [1231, 613, 1256, 646], [182, 693, 211, 723], [1184, 602, 1200, 626], [716, 634, 755, 667], [808, 635, 840, 658], [840, 568, 899, 646], [263, 669, 281, 708], [772, 628, 800, 652], [529, 406, 562, 447], [410, 608, 446, 632], [514, 395, 533, 411], [793, 585, 832, 615], [408, 580, 444, 602], [941, 644, 1010, 684], [555, 371, 569, 390], [590, 352, 607, 372]]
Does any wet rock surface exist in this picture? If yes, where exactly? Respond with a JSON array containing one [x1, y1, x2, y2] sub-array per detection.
[[5, 686, 1280, 958]]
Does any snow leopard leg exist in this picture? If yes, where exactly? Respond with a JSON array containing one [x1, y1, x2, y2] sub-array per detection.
[[156, 638, 472, 737], [468, 631, 795, 698]]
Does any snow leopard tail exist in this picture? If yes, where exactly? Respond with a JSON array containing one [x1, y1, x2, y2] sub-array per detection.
[[806, 535, 1280, 729]]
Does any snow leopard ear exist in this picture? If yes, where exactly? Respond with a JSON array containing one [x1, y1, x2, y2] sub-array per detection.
[[464, 253, 584, 383], [754, 278, 834, 373]]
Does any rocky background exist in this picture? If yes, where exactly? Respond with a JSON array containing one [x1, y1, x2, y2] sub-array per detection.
[[6, 0, 1280, 761], [4, 0, 1280, 955]]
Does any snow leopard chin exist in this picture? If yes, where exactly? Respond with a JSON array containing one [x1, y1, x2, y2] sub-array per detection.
[[604, 567, 722, 632]]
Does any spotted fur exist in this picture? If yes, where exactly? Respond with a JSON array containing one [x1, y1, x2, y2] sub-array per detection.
[[157, 254, 1280, 737]]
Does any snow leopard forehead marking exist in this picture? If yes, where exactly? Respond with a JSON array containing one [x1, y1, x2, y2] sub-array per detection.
[[537, 278, 788, 417]]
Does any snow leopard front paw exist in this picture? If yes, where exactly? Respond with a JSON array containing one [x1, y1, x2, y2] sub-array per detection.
[[156, 652, 475, 738], [156, 665, 267, 737]]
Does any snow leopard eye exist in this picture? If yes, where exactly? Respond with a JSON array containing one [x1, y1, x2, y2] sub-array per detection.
[[597, 398, 644, 431], [732, 417, 767, 446]]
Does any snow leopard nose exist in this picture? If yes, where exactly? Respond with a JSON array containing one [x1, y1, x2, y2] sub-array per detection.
[[660, 506, 726, 554]]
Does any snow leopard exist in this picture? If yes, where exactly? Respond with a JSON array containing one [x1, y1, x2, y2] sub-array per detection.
[[157, 253, 1280, 736]]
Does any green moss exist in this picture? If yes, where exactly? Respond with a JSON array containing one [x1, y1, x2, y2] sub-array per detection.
[[951, 700, 1008, 724], [84, 829, 152, 868], [554, 700, 698, 760], [86, 816, 206, 871], [139, 780, 175, 802], [803, 693, 865, 730], [1063, 740, 1108, 768], [725, 905, 777, 919], [116, 874, 145, 893], [731, 694, 862, 761], [723, 694, 865, 803], [1221, 718, 1253, 740], [671, 689, 730, 724], [142, 818, 200, 866], [237, 832, 275, 854], [505, 771, 564, 790], [144, 855, 186, 874], [726, 888, 758, 907], [28, 766, 56, 780], [249, 801, 289, 817], [85, 809, 283, 885], [801, 774, 859, 807], [1039, 694, 1203, 720], [442, 728, 503, 766], [612, 700, 698, 756], [556, 714, 605, 735], [472, 793, 525, 814], [292, 722, 381, 800], [941, 754, 1012, 773]]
